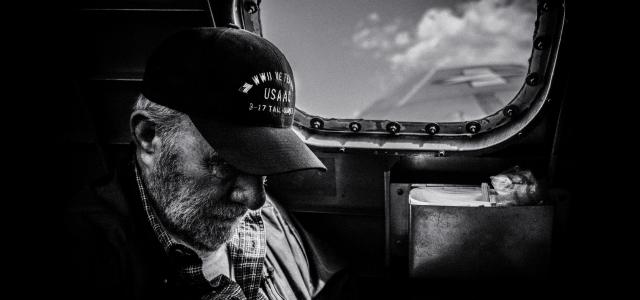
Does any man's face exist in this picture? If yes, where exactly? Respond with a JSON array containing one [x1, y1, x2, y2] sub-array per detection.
[[143, 119, 266, 252]]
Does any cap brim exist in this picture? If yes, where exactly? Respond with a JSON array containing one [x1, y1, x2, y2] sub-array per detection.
[[189, 117, 326, 175]]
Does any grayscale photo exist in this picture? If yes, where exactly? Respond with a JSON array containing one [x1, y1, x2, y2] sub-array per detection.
[[40, 0, 584, 299]]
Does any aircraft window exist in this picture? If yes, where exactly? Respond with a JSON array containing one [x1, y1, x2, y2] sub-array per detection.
[[261, 0, 537, 123]]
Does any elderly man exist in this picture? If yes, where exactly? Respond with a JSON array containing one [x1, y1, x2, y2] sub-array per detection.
[[64, 27, 346, 300]]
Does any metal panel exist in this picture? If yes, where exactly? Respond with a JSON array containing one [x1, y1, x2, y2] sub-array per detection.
[[408, 205, 553, 279], [268, 153, 391, 214], [391, 156, 548, 185], [387, 183, 410, 265], [70, 0, 206, 9], [70, 9, 211, 79]]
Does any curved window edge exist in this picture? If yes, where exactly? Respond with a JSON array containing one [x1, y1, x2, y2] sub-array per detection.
[[290, 0, 566, 154]]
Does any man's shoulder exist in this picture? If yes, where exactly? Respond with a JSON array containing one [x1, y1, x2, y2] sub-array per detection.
[[261, 195, 294, 225], [61, 172, 168, 300]]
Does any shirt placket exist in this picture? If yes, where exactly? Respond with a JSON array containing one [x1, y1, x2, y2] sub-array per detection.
[[228, 210, 268, 300]]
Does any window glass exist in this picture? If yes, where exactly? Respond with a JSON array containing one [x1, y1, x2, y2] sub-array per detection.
[[261, 0, 537, 122]]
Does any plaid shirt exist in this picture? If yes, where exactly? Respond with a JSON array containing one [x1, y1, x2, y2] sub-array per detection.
[[134, 165, 270, 300]]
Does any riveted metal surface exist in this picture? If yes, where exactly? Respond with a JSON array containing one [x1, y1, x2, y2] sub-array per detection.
[[409, 205, 553, 279], [388, 183, 411, 263]]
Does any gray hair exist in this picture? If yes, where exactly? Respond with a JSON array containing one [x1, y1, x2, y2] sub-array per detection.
[[132, 94, 188, 141]]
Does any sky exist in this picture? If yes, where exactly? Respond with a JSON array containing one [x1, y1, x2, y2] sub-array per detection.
[[261, 0, 536, 119]]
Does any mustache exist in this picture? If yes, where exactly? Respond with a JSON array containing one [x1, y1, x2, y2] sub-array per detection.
[[170, 175, 248, 220], [195, 172, 248, 216]]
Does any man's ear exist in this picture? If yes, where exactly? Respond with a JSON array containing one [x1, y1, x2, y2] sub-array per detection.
[[130, 111, 161, 159]]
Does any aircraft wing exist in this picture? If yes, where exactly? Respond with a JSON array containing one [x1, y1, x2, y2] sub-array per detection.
[[357, 64, 527, 122]]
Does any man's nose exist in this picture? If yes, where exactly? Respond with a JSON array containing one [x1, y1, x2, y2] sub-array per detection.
[[229, 173, 266, 210]]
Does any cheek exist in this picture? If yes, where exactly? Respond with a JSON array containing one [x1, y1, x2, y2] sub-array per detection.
[[172, 135, 211, 178]]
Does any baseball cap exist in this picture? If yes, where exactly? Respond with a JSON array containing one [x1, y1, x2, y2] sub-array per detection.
[[142, 27, 326, 175]]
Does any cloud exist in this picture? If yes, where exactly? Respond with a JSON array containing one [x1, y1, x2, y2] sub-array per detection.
[[368, 12, 380, 23], [352, 18, 403, 54], [353, 0, 536, 84], [394, 31, 411, 46]]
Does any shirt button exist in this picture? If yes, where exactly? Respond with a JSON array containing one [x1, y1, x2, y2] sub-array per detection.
[[170, 245, 191, 258], [172, 248, 186, 257], [169, 245, 199, 264]]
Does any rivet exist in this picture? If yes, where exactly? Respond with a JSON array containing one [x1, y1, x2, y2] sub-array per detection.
[[349, 122, 361, 132], [425, 123, 440, 135], [244, 1, 259, 14], [503, 105, 519, 117], [526, 73, 541, 86], [534, 36, 547, 50], [541, 1, 550, 12], [387, 122, 401, 135], [310, 118, 324, 129], [466, 122, 481, 134]]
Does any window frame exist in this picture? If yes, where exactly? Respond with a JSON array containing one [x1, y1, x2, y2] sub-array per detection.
[[247, 0, 566, 154]]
